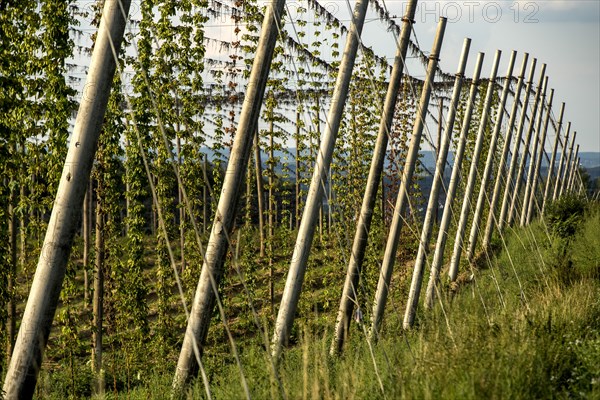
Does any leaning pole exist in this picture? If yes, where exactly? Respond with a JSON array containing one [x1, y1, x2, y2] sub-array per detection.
[[506, 63, 546, 226], [521, 82, 553, 225], [330, 0, 418, 354], [525, 88, 555, 223], [541, 103, 565, 214], [558, 130, 577, 199], [424, 52, 484, 309], [480, 53, 529, 250], [497, 59, 538, 231], [272, 0, 371, 360], [174, 0, 286, 388], [2, 1, 131, 398], [402, 38, 471, 329], [370, 18, 447, 338], [447, 50, 502, 281], [564, 144, 580, 195], [518, 76, 549, 226], [552, 123, 572, 201], [465, 50, 518, 262]]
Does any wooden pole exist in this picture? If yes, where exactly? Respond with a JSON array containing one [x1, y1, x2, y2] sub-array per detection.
[[174, 0, 287, 388], [403, 38, 471, 329], [465, 51, 518, 262], [541, 103, 565, 214], [271, 0, 372, 360], [424, 52, 484, 309], [448, 50, 502, 282], [370, 18, 447, 338], [523, 86, 554, 224], [2, 1, 131, 397], [330, 0, 418, 354], [507, 64, 546, 226]]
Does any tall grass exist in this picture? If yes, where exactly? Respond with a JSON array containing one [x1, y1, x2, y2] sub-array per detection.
[[32, 203, 600, 399]]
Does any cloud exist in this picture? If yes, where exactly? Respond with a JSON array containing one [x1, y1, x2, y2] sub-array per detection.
[[513, 0, 600, 23]]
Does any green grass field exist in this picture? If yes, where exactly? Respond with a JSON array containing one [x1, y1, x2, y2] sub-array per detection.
[[19, 200, 600, 399]]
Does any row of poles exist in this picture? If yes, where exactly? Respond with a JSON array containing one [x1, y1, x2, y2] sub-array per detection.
[[2, 0, 587, 398]]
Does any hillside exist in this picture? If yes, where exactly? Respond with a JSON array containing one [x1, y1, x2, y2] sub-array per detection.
[[2, 1, 598, 398], [205, 147, 600, 186], [22, 200, 600, 399]]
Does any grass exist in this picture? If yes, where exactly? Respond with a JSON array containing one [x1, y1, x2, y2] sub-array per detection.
[[194, 217, 600, 400], [16, 202, 600, 399]]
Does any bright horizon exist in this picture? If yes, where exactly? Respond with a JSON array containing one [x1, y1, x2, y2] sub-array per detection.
[[360, 0, 600, 154]]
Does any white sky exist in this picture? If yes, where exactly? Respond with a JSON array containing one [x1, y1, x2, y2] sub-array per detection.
[[358, 0, 600, 153], [68, 0, 599, 159]]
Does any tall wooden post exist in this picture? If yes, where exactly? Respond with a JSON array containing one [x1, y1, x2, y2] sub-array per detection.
[[541, 103, 565, 214], [448, 50, 502, 282], [507, 64, 546, 226], [2, 1, 131, 397], [424, 53, 484, 309], [402, 38, 471, 329], [271, 0, 371, 360], [525, 88, 555, 223], [497, 59, 538, 231], [518, 76, 549, 226], [330, 0, 418, 354], [370, 18, 447, 338], [466, 51, 518, 262], [174, 0, 287, 387]]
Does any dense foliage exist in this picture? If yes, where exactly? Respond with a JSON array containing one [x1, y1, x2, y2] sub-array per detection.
[[0, 0, 595, 399]]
